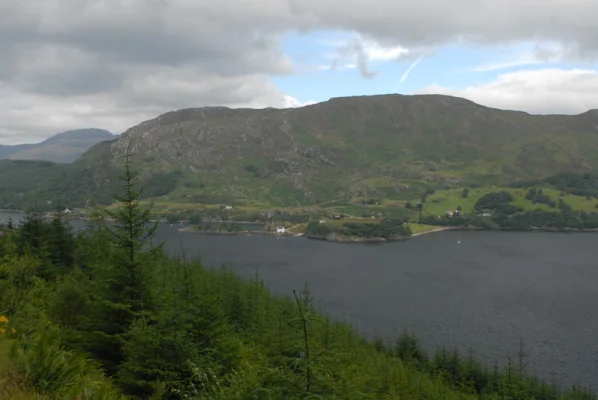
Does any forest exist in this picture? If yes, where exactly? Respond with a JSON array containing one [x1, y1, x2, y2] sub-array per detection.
[[305, 218, 412, 239], [0, 157, 596, 399]]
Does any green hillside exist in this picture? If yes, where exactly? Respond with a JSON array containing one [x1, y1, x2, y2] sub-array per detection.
[[0, 128, 115, 163], [2, 94, 598, 210], [415, 187, 598, 217]]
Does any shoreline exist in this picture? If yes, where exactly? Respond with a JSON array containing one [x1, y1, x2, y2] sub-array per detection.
[[4, 210, 598, 242], [410, 226, 458, 237], [178, 227, 304, 237]]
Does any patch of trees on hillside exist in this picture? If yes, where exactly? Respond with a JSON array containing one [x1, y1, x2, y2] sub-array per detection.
[[474, 191, 522, 215], [512, 172, 598, 198]]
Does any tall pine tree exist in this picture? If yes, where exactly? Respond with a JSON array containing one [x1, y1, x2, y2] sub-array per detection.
[[85, 150, 160, 374], [103, 150, 158, 316]]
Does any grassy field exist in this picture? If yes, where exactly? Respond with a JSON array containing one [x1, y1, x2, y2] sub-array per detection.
[[415, 187, 598, 216], [408, 223, 442, 234], [95, 184, 598, 240]]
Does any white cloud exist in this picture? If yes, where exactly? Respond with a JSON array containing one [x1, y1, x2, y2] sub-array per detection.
[[363, 40, 410, 62], [472, 58, 543, 72], [471, 41, 566, 72], [414, 68, 598, 114], [284, 96, 318, 108], [316, 63, 355, 71]]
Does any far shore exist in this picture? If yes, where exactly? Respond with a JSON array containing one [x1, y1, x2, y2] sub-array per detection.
[[411, 226, 458, 237], [4, 210, 598, 242]]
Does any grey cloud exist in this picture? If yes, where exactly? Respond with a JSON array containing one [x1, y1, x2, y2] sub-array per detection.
[[2, 0, 598, 142], [291, 0, 598, 59], [7, 44, 124, 96], [331, 39, 377, 78], [0, 0, 297, 142]]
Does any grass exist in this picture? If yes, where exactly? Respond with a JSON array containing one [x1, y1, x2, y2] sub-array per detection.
[[408, 223, 442, 234], [416, 187, 598, 216], [0, 335, 49, 400], [97, 184, 598, 233]]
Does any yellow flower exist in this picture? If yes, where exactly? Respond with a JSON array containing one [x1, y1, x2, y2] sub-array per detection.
[[0, 328, 5, 334], [0, 316, 8, 324]]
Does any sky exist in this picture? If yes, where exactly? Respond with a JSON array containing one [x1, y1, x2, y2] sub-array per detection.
[[1, 0, 598, 144]]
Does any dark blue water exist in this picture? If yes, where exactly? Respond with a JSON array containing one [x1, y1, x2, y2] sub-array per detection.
[[2, 212, 597, 390]]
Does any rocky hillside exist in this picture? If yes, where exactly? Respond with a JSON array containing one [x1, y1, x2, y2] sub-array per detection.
[[2, 94, 598, 209], [0, 128, 115, 163]]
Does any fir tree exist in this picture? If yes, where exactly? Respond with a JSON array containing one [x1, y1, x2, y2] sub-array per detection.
[[86, 150, 159, 373]]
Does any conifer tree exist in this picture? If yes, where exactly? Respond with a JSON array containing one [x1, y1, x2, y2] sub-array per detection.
[[105, 151, 158, 267], [86, 150, 159, 373], [103, 151, 159, 315]]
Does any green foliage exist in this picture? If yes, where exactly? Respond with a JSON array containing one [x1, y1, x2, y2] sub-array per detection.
[[0, 158, 596, 400], [82, 152, 160, 374], [4, 323, 123, 399], [474, 191, 521, 214], [143, 171, 182, 198], [525, 187, 556, 207], [305, 221, 332, 236], [1, 213, 597, 399], [537, 172, 598, 198], [306, 217, 411, 239], [341, 218, 412, 239], [394, 331, 428, 369], [0, 158, 119, 211], [0, 254, 41, 315]]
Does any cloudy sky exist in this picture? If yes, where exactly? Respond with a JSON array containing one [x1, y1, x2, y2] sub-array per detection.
[[1, 0, 598, 144]]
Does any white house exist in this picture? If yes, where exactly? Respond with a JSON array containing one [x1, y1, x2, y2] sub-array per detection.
[[276, 226, 286, 234]]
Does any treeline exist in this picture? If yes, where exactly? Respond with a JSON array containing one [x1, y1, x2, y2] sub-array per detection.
[[512, 172, 598, 198], [0, 157, 595, 399], [305, 217, 412, 239], [162, 208, 310, 225], [383, 333, 595, 400], [0, 160, 182, 211]]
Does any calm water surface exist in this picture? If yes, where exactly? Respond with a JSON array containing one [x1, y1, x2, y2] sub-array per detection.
[[2, 212, 597, 390]]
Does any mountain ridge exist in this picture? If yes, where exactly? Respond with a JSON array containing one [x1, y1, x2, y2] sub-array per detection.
[[2, 93, 598, 210], [0, 128, 115, 163]]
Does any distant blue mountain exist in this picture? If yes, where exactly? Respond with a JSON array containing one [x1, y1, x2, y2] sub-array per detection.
[[0, 128, 115, 163]]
